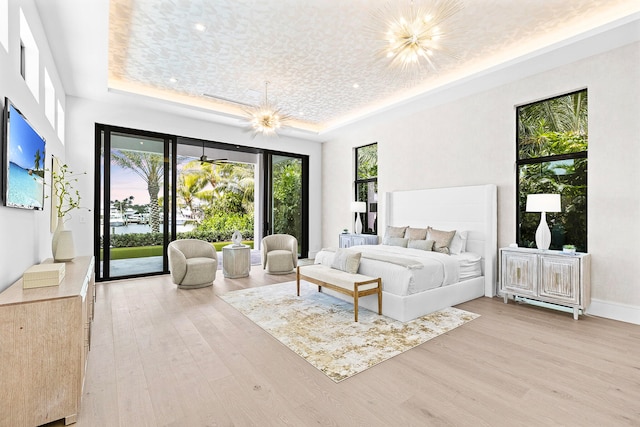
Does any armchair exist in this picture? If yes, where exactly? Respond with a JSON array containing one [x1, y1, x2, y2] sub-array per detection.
[[168, 239, 218, 289], [261, 234, 298, 274]]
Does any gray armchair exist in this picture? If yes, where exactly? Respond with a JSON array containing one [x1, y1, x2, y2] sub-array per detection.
[[261, 234, 298, 274], [168, 239, 218, 289]]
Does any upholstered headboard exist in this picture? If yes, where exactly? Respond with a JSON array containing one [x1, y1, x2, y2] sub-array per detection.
[[385, 184, 498, 297]]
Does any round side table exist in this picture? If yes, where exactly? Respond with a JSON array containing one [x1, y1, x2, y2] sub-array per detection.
[[222, 244, 251, 278]]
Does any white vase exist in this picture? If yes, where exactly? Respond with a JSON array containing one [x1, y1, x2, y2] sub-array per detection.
[[52, 217, 75, 262]]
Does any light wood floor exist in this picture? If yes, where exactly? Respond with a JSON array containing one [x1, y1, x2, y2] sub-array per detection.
[[47, 265, 639, 426]]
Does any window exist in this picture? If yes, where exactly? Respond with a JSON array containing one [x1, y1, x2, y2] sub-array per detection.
[[44, 68, 55, 126], [19, 9, 39, 100], [516, 89, 588, 251], [56, 99, 65, 143], [0, 0, 8, 52], [355, 143, 378, 235]]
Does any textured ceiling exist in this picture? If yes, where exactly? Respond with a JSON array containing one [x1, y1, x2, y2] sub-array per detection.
[[107, 0, 640, 134]]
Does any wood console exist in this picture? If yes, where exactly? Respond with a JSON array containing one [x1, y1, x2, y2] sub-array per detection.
[[0, 256, 95, 426]]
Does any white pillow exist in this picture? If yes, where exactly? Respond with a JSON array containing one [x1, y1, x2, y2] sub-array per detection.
[[449, 231, 468, 255], [331, 248, 362, 274]]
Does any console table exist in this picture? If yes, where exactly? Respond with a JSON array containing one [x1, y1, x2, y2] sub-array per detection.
[[0, 256, 95, 426], [339, 233, 378, 248], [500, 247, 590, 319]]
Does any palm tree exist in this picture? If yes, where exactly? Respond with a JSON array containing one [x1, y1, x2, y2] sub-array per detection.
[[177, 171, 206, 218], [111, 150, 164, 232]]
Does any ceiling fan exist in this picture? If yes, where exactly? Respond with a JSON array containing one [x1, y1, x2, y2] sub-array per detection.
[[199, 142, 228, 164]]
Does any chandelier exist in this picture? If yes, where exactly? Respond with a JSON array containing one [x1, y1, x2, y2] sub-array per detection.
[[381, 0, 463, 71], [245, 81, 289, 137]]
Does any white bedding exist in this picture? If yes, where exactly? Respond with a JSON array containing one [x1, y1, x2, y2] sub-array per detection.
[[314, 245, 482, 296]]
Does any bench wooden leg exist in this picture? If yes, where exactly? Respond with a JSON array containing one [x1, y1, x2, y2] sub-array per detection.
[[377, 278, 382, 315], [296, 266, 300, 296], [354, 287, 359, 322]]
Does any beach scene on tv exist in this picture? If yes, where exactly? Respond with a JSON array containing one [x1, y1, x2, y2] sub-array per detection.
[[5, 103, 46, 210]]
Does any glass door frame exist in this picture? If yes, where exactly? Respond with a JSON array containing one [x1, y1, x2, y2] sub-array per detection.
[[95, 125, 310, 280], [262, 151, 309, 258], [94, 124, 175, 281]]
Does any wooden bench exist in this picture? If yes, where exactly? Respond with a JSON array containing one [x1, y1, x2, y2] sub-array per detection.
[[296, 264, 382, 322]]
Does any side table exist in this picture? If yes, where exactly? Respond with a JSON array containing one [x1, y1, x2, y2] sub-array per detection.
[[222, 244, 251, 278]]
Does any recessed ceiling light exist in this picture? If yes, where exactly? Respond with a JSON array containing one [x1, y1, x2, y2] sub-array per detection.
[[298, 111, 305, 116], [194, 23, 206, 32], [353, 83, 360, 89], [169, 77, 177, 83]]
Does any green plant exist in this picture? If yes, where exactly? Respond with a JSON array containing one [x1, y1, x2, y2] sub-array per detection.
[[49, 157, 89, 218]]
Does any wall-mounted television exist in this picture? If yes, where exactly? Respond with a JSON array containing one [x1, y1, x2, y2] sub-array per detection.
[[2, 98, 46, 210]]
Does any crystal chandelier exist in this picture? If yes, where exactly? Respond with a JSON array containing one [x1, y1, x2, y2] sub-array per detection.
[[246, 81, 288, 136], [381, 0, 463, 71]]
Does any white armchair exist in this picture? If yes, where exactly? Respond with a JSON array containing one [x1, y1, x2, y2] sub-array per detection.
[[168, 239, 218, 289], [261, 234, 298, 274]]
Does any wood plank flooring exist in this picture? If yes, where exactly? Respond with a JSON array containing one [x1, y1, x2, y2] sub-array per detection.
[[46, 265, 640, 426]]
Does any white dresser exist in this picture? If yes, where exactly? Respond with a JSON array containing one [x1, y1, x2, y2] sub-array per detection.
[[339, 233, 378, 248], [500, 247, 590, 319]]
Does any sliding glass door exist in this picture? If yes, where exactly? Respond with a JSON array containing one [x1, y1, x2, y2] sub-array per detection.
[[96, 125, 173, 280], [264, 153, 308, 258], [95, 126, 309, 279]]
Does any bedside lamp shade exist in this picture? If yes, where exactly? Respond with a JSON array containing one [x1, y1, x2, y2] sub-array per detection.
[[526, 194, 561, 250], [526, 194, 561, 213], [351, 201, 366, 234]]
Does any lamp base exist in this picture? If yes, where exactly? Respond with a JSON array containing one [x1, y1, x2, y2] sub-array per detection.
[[535, 212, 551, 250], [354, 215, 362, 235]]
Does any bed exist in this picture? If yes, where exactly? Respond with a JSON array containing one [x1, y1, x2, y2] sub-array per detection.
[[314, 184, 497, 322]]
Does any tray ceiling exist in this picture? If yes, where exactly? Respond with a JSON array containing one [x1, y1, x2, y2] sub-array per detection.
[[39, 0, 640, 135]]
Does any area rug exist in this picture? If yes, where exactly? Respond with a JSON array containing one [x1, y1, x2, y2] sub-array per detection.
[[219, 281, 479, 382]]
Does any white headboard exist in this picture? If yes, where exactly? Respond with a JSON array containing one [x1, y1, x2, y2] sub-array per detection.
[[385, 184, 497, 297]]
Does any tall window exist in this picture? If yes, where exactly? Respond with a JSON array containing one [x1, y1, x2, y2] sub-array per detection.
[[355, 143, 378, 235], [516, 90, 588, 251]]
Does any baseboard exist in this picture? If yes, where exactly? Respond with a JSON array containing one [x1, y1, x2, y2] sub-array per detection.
[[587, 299, 640, 325]]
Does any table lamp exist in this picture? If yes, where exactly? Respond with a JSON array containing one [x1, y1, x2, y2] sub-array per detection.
[[350, 201, 366, 234], [526, 194, 561, 250]]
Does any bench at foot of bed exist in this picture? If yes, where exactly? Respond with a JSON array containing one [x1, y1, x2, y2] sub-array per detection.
[[296, 264, 382, 322]]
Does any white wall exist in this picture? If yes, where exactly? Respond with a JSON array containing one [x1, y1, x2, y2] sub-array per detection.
[[321, 33, 640, 323], [64, 95, 323, 260], [0, 0, 67, 292]]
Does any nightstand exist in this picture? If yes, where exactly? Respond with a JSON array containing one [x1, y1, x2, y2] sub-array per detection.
[[339, 233, 378, 248], [500, 247, 591, 319]]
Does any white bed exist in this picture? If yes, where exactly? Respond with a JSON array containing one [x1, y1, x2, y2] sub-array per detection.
[[314, 184, 497, 322]]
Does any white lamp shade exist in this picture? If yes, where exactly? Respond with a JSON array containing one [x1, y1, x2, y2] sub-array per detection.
[[526, 194, 561, 213], [350, 201, 366, 213]]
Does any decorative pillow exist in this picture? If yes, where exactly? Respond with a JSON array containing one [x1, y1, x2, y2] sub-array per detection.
[[449, 231, 468, 255], [382, 237, 409, 247], [404, 227, 428, 240], [331, 248, 362, 274], [407, 239, 434, 251], [427, 227, 456, 254], [385, 225, 407, 238]]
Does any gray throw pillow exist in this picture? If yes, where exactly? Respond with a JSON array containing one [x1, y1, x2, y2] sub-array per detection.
[[382, 237, 409, 247], [408, 239, 434, 251], [405, 227, 428, 240], [427, 227, 456, 254], [385, 225, 407, 238], [331, 248, 362, 274]]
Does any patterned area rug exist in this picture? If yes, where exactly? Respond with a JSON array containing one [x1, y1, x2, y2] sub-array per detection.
[[220, 281, 479, 382]]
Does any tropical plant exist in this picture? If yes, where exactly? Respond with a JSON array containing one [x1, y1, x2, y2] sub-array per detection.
[[272, 158, 301, 237], [111, 150, 164, 232], [49, 157, 89, 219]]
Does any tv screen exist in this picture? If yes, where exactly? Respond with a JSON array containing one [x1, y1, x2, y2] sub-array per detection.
[[3, 99, 46, 210]]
